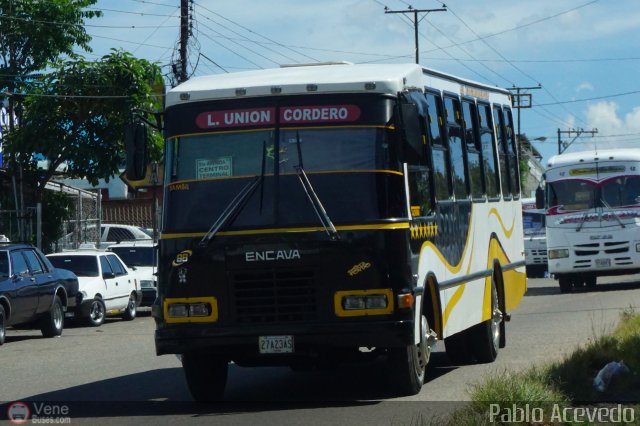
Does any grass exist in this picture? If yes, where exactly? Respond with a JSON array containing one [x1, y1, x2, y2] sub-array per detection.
[[423, 308, 640, 425]]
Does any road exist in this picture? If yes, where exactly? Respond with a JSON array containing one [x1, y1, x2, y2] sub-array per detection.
[[2, 275, 640, 425]]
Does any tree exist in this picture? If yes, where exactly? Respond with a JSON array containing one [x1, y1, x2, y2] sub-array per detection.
[[0, 0, 101, 128], [5, 50, 164, 200]]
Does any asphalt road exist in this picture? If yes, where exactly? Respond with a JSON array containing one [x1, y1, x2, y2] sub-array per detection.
[[2, 275, 640, 425]]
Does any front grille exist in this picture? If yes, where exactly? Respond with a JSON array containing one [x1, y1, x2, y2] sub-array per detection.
[[231, 269, 317, 324]]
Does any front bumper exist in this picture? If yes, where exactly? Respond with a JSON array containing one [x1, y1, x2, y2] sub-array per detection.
[[155, 320, 414, 359]]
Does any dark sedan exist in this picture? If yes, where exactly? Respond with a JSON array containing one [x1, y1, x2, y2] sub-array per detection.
[[0, 243, 79, 344]]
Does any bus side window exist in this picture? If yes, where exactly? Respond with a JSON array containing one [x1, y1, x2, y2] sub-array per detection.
[[478, 104, 500, 199], [444, 95, 468, 199], [493, 105, 510, 198], [462, 100, 484, 200], [503, 108, 520, 198], [404, 91, 433, 217], [425, 92, 451, 201]]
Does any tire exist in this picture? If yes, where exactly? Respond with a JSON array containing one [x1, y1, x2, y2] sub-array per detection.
[[182, 352, 229, 401], [0, 304, 6, 346], [122, 293, 137, 321], [585, 275, 597, 288], [87, 298, 106, 327], [444, 329, 474, 365], [558, 276, 572, 293], [469, 279, 502, 363], [389, 315, 432, 395], [41, 296, 64, 338]]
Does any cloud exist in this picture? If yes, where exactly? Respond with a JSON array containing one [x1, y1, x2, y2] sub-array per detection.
[[576, 82, 593, 92], [581, 102, 640, 150]]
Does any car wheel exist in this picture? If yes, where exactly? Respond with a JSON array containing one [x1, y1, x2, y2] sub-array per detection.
[[182, 352, 229, 401], [41, 296, 64, 338], [87, 298, 106, 327], [0, 304, 6, 345], [122, 293, 137, 321], [388, 314, 431, 395]]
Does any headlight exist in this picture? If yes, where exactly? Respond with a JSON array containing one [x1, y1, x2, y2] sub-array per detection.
[[342, 294, 388, 310], [636, 243, 640, 253], [548, 249, 569, 259], [167, 303, 188, 317], [140, 280, 155, 288]]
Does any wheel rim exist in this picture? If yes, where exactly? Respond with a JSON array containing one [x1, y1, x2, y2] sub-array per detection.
[[53, 303, 63, 330], [90, 301, 104, 323], [0, 312, 5, 341], [128, 295, 136, 313], [414, 315, 430, 377], [490, 283, 502, 349]]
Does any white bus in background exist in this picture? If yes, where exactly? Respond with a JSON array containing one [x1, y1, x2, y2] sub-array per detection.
[[521, 197, 548, 278], [544, 149, 640, 292]]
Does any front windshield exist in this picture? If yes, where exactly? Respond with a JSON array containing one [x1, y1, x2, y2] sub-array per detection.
[[523, 212, 545, 235], [548, 175, 640, 212], [548, 180, 597, 211], [169, 127, 389, 182]]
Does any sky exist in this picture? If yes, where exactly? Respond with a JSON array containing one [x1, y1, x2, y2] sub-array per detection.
[[83, 0, 640, 165]]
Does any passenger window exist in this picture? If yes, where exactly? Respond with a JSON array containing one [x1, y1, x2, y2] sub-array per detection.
[[10, 252, 30, 277], [107, 255, 127, 276], [503, 109, 520, 197], [493, 106, 510, 197], [462, 100, 484, 199], [425, 92, 451, 201], [23, 250, 45, 275], [100, 256, 114, 276], [404, 92, 433, 217], [478, 104, 500, 198], [444, 96, 468, 199]]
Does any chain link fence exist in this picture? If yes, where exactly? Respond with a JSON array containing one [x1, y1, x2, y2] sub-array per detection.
[[53, 184, 101, 252]]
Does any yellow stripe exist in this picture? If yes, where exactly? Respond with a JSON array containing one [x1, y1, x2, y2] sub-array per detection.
[[161, 222, 410, 239], [443, 284, 465, 326], [488, 207, 516, 238]]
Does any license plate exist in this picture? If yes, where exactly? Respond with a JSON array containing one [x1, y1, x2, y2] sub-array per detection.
[[259, 335, 294, 354], [595, 258, 611, 268]]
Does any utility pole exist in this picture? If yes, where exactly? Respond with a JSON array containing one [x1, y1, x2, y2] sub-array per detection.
[[557, 128, 598, 154], [507, 85, 541, 145], [384, 5, 447, 64], [178, 0, 189, 83]]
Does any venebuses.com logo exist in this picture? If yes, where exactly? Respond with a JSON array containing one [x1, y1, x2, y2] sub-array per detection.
[[6, 401, 71, 424], [7, 402, 30, 424]]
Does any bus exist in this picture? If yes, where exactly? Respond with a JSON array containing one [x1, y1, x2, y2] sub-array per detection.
[[545, 149, 640, 292], [521, 197, 548, 277], [127, 62, 527, 400]]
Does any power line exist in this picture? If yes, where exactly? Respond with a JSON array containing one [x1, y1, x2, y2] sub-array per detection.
[[536, 89, 640, 106]]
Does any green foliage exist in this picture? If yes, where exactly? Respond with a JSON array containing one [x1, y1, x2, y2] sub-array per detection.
[[40, 190, 74, 253], [5, 50, 163, 190]]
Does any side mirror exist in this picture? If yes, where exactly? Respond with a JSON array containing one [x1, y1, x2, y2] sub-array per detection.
[[398, 103, 423, 160], [103, 271, 116, 279], [125, 121, 148, 181], [535, 186, 545, 209]]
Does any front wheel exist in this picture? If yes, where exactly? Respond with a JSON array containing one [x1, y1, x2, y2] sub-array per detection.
[[389, 315, 432, 395], [558, 275, 572, 293], [87, 298, 106, 327], [0, 304, 6, 345], [182, 352, 229, 401], [41, 296, 64, 338], [122, 293, 137, 321]]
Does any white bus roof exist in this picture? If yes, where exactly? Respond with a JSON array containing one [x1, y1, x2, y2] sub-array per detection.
[[166, 63, 511, 107], [547, 149, 640, 168]]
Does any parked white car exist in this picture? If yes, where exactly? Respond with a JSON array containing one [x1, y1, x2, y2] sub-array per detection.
[[107, 240, 157, 307], [47, 250, 141, 326], [57, 223, 152, 250]]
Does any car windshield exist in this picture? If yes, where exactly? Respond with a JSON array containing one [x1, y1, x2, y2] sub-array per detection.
[[0, 251, 9, 278], [523, 212, 545, 235], [108, 247, 156, 267], [48, 255, 99, 277]]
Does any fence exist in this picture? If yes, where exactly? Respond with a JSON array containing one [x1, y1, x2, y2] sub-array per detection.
[[53, 183, 101, 251]]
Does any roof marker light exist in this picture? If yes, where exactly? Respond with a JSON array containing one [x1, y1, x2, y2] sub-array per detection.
[[306, 84, 318, 92], [364, 82, 376, 90], [235, 88, 247, 96], [271, 86, 282, 94], [179, 93, 190, 101]]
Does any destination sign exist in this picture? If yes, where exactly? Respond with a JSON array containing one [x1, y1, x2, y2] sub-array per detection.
[[195, 105, 360, 129]]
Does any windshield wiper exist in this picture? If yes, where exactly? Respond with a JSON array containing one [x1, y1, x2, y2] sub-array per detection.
[[293, 131, 340, 241], [575, 211, 590, 232], [199, 141, 267, 247], [600, 198, 626, 228]]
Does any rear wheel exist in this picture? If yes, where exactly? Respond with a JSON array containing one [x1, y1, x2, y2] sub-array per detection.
[[122, 293, 137, 321], [41, 296, 64, 338], [585, 275, 597, 288], [469, 279, 502, 363], [182, 352, 229, 401], [389, 315, 431, 395], [0, 304, 6, 345]]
